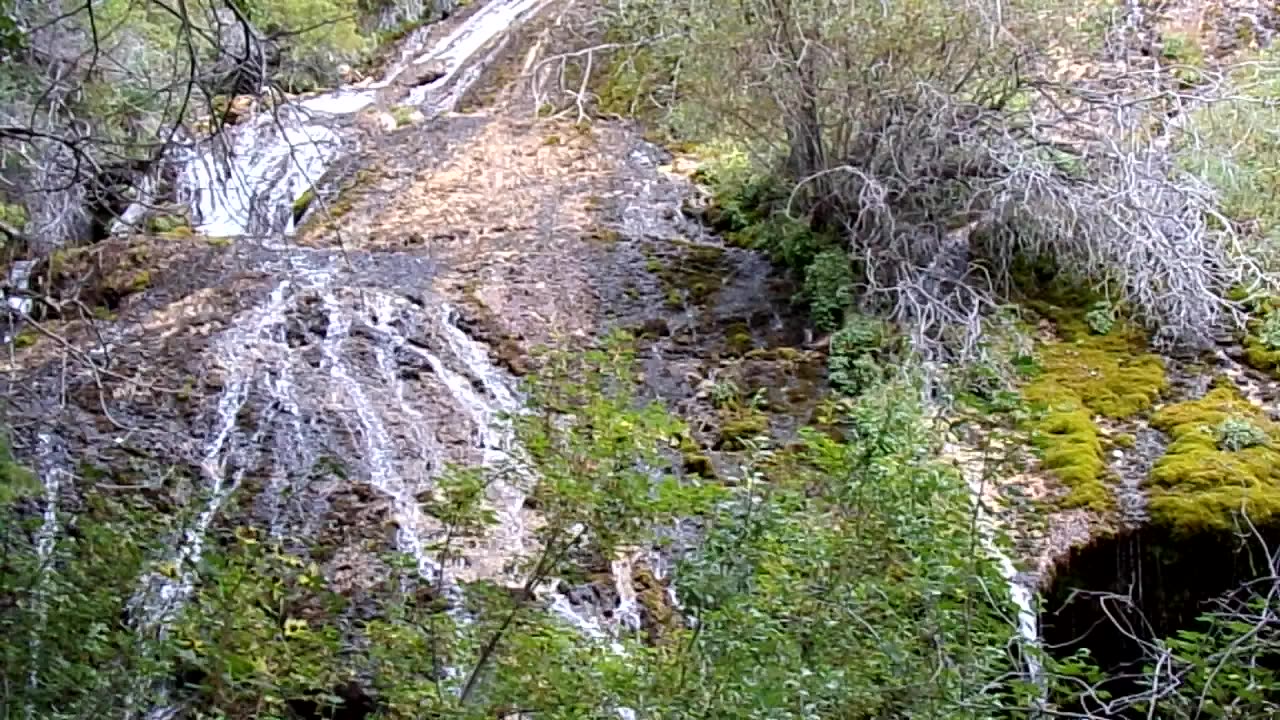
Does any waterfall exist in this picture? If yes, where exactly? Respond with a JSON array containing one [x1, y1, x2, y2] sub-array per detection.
[[316, 289, 455, 591], [175, 0, 551, 238]]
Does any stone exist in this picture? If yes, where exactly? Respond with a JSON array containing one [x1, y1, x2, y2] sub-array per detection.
[[401, 58, 448, 88]]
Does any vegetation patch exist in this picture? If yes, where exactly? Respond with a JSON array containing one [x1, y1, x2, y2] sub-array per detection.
[[647, 241, 726, 309], [291, 188, 316, 225], [1241, 298, 1280, 375], [716, 406, 768, 450], [1022, 307, 1167, 510], [1148, 387, 1280, 532], [827, 314, 890, 397]]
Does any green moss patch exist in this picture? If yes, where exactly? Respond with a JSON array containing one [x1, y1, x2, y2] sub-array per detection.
[[1242, 303, 1280, 375], [1022, 310, 1167, 511], [648, 241, 727, 309], [717, 407, 768, 450], [1147, 387, 1280, 532], [1035, 315, 1167, 419], [723, 321, 753, 356], [1024, 386, 1109, 510]]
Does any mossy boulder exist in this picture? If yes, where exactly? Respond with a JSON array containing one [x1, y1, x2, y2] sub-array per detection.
[[146, 211, 193, 237], [38, 236, 165, 314], [682, 453, 716, 479], [651, 241, 727, 309], [723, 321, 753, 356], [292, 188, 316, 223], [1147, 387, 1280, 532], [1228, 295, 1280, 376], [1242, 337, 1280, 374]]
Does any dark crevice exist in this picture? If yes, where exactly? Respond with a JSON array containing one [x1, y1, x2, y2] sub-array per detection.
[[1042, 521, 1280, 715]]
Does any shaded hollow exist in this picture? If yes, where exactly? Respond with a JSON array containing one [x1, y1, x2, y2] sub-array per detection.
[[1042, 521, 1280, 715]]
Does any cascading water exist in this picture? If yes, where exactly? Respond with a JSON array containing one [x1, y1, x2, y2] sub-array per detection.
[[176, 0, 552, 238], [949, 442, 1044, 685]]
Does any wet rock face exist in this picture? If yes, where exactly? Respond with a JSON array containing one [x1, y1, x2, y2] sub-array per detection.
[[399, 58, 449, 88], [4, 230, 537, 598], [1042, 522, 1280, 715]]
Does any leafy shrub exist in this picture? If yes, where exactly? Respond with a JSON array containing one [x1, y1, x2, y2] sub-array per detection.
[[830, 314, 885, 356], [709, 379, 741, 408], [695, 146, 781, 233], [1215, 416, 1269, 452], [1085, 300, 1116, 335], [829, 353, 881, 397], [1258, 311, 1280, 351], [802, 249, 854, 331], [828, 315, 887, 396]]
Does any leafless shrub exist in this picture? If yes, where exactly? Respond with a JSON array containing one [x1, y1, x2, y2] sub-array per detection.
[[806, 82, 1259, 358], [585, 0, 1276, 359]]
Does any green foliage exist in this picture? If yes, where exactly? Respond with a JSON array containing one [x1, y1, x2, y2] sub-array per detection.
[[1, 488, 179, 717], [1180, 48, 1280, 263], [0, 200, 25, 230], [801, 249, 854, 331], [1215, 416, 1270, 452], [0, 0, 24, 56], [1160, 32, 1206, 85], [175, 531, 349, 716], [1084, 300, 1115, 335], [717, 407, 768, 449], [597, 46, 678, 122], [708, 378, 741, 408], [693, 146, 780, 233], [669, 382, 1032, 717], [0, 434, 37, 505], [391, 105, 416, 127], [1258, 310, 1280, 350], [240, 0, 370, 90], [518, 332, 725, 555], [827, 314, 888, 397], [1148, 597, 1280, 718], [1242, 300, 1280, 375]]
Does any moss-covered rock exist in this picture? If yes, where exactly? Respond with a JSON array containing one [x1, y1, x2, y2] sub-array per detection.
[[587, 226, 621, 244], [1147, 387, 1280, 532], [1243, 327, 1280, 375], [1111, 433, 1136, 449], [292, 188, 315, 223], [1228, 296, 1280, 376], [1024, 387, 1110, 511], [682, 453, 716, 479], [723, 321, 753, 356], [1021, 309, 1166, 511], [649, 241, 727, 309], [1035, 317, 1167, 419], [717, 408, 768, 450]]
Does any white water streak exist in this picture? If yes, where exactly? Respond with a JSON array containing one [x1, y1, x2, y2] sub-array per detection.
[[26, 434, 66, 715], [956, 454, 1043, 683], [178, 0, 549, 238], [318, 291, 451, 593], [135, 280, 295, 627]]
